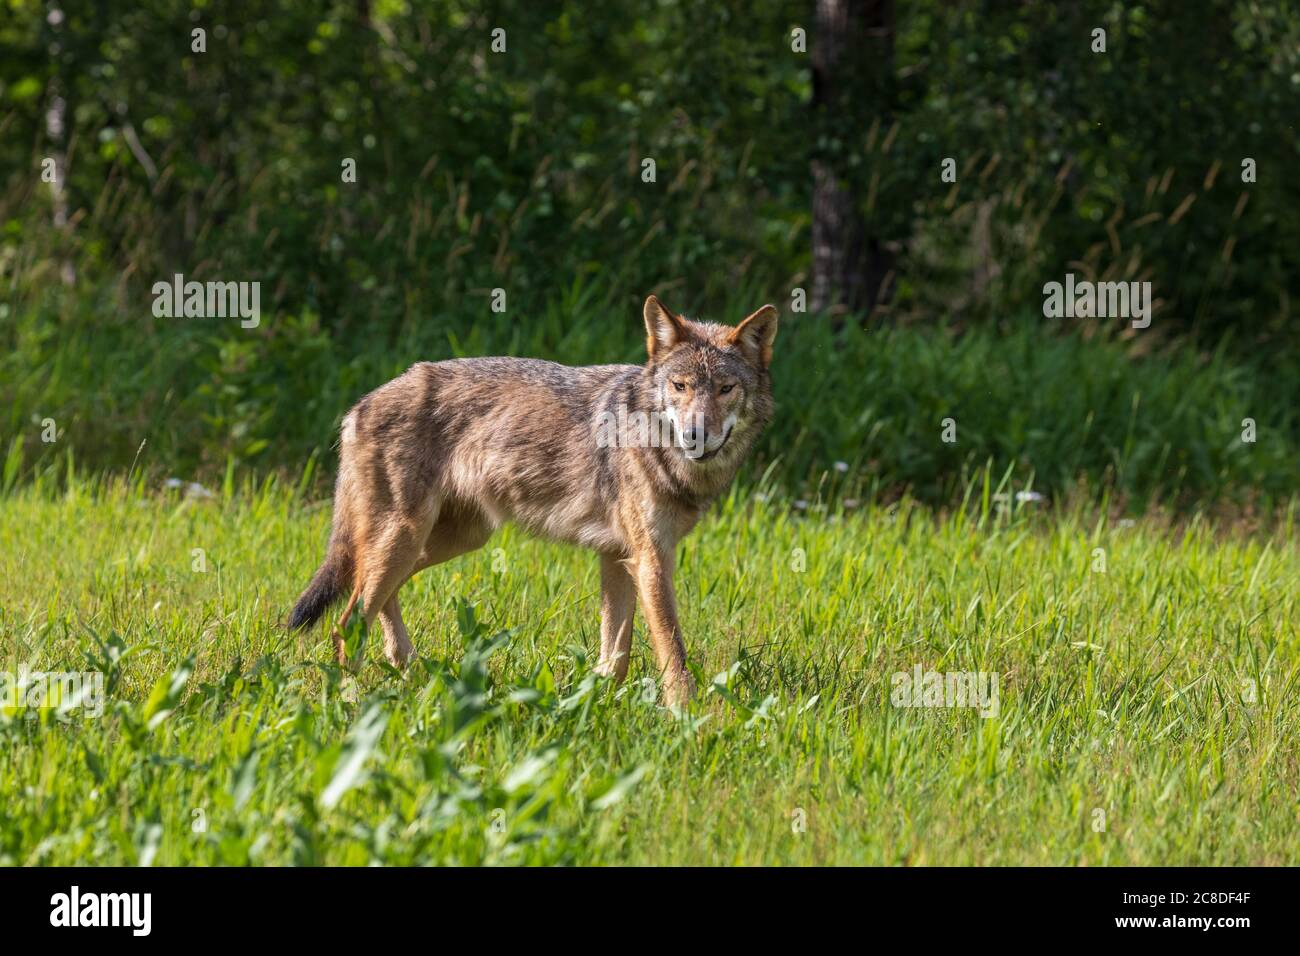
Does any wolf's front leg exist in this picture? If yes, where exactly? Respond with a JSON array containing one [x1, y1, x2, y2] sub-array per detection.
[[631, 545, 695, 707], [596, 553, 636, 682]]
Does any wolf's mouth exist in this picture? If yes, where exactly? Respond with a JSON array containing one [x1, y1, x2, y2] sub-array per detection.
[[684, 429, 731, 462]]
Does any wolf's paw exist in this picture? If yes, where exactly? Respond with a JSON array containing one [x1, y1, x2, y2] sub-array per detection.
[[594, 654, 629, 682], [384, 638, 413, 669], [662, 670, 696, 709]]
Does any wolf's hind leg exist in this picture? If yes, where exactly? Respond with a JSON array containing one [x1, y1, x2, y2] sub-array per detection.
[[378, 596, 413, 668], [331, 587, 362, 665], [595, 553, 636, 683], [349, 509, 489, 666], [349, 506, 439, 668]]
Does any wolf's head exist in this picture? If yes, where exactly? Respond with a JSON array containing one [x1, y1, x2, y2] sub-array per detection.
[[640, 294, 777, 476]]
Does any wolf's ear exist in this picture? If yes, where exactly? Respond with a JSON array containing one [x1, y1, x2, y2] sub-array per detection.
[[643, 295, 687, 360], [728, 304, 779, 369]]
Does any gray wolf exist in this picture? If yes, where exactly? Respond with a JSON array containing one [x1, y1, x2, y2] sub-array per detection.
[[289, 295, 777, 706]]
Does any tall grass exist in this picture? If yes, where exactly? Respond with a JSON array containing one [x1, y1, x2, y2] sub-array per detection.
[[2, 283, 1297, 510]]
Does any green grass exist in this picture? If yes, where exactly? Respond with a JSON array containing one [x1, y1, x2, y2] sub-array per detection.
[[1, 472, 1297, 865]]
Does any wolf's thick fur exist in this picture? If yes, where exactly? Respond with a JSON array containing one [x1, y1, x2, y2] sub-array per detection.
[[289, 295, 777, 705]]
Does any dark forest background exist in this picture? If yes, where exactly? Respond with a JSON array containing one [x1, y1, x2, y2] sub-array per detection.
[[2, 0, 1297, 509]]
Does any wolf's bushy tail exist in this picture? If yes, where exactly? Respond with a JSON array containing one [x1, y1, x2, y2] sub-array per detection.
[[288, 527, 354, 630]]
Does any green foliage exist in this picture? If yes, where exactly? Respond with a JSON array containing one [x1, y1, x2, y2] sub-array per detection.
[[2, 1, 1296, 336], [0, 0, 807, 317]]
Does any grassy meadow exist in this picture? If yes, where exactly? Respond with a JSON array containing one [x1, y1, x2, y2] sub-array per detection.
[[4, 0, 1298, 873], [1, 471, 1296, 865]]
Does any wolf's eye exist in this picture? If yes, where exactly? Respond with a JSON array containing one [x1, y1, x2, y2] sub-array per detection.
[[672, 381, 688, 393], [719, 383, 735, 395]]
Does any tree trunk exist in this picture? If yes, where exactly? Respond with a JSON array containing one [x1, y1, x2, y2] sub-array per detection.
[[810, 0, 894, 320], [44, 1, 76, 285]]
